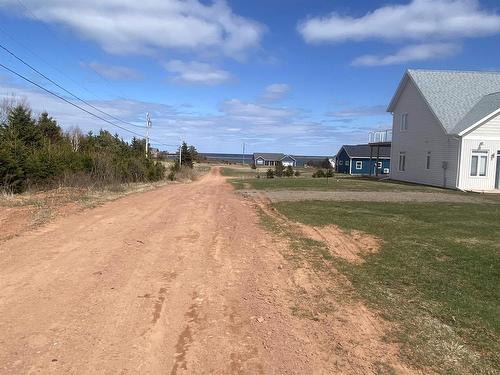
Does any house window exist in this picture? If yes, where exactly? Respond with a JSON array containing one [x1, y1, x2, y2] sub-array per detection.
[[345, 160, 350, 166], [426, 152, 431, 170], [339, 161, 343, 165], [398, 152, 406, 171], [356, 161, 363, 170], [377, 161, 382, 169], [470, 150, 488, 176], [400, 113, 408, 131]]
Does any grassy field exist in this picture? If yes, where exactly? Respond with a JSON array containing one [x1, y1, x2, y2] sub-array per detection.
[[222, 166, 455, 193], [271, 200, 500, 374], [220, 167, 260, 177]]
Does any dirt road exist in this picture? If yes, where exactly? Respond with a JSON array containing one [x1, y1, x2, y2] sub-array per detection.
[[0, 168, 411, 374]]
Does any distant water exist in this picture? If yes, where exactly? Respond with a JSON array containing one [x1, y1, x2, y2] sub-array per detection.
[[201, 153, 253, 164], [200, 153, 331, 166]]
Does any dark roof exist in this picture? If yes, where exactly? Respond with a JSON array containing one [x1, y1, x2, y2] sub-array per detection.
[[253, 153, 284, 161], [340, 144, 391, 158]]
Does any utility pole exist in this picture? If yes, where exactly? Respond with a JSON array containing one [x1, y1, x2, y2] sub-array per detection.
[[242, 142, 245, 165], [179, 139, 182, 165], [145, 112, 152, 157]]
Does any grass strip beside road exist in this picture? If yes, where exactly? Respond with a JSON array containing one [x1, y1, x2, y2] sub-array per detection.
[[270, 200, 500, 374]]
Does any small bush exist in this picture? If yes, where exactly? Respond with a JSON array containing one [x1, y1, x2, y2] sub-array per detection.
[[326, 169, 334, 178], [251, 163, 257, 170], [312, 169, 325, 178], [284, 165, 294, 177], [274, 161, 284, 177], [266, 169, 275, 179], [294, 170, 301, 177]]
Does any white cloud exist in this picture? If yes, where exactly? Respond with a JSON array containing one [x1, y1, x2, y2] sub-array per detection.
[[0, 79, 384, 154], [327, 104, 387, 117], [84, 62, 141, 80], [298, 0, 500, 43], [164, 60, 231, 85], [219, 99, 295, 125], [325, 104, 389, 124], [261, 83, 291, 101], [1, 0, 264, 58], [352, 43, 460, 66]]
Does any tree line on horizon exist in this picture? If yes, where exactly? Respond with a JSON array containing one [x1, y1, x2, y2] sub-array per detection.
[[0, 99, 165, 193]]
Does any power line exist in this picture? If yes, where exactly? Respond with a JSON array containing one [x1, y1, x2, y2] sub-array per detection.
[[0, 24, 116, 108], [0, 42, 146, 129], [0, 62, 181, 150], [0, 62, 146, 137]]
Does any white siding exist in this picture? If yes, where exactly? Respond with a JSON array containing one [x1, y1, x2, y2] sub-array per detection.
[[463, 112, 500, 138], [389, 79, 460, 188], [458, 113, 500, 191]]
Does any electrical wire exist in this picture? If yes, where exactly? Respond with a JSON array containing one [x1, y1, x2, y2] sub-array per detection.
[[0, 62, 182, 150], [0, 43, 146, 129], [0, 62, 146, 137]]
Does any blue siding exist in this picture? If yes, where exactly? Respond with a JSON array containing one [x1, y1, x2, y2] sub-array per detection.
[[336, 149, 391, 175], [350, 158, 391, 175], [336, 149, 351, 174]]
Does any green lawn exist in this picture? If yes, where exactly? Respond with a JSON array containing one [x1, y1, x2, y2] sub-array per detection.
[[272, 201, 500, 374], [229, 173, 455, 193], [220, 167, 259, 177]]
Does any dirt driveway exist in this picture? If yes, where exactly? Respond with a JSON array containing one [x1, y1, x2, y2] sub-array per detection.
[[0, 168, 413, 374]]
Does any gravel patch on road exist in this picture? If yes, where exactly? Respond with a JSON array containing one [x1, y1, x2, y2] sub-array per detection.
[[240, 190, 495, 203]]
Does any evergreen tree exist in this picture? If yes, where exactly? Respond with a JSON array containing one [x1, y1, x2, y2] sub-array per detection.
[[37, 112, 62, 144], [187, 145, 199, 162], [180, 142, 193, 168], [274, 161, 284, 177], [6, 105, 41, 148]]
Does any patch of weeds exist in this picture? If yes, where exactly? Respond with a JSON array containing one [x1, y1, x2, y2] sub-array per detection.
[[291, 304, 320, 321]]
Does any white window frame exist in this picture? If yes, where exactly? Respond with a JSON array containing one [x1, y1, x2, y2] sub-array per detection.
[[345, 160, 350, 166], [400, 113, 408, 131], [426, 151, 431, 170], [377, 161, 382, 169], [356, 161, 363, 170], [339, 160, 343, 165], [470, 150, 488, 177], [398, 152, 406, 172]]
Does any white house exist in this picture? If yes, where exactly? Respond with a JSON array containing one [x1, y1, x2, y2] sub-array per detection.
[[253, 153, 296, 167], [388, 69, 500, 192]]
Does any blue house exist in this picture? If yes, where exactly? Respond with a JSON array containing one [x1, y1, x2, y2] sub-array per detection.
[[336, 144, 391, 175]]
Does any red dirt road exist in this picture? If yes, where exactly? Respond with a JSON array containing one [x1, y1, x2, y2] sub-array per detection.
[[0, 168, 411, 374]]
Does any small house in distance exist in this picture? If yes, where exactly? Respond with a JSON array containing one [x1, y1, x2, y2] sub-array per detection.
[[336, 144, 391, 175], [253, 153, 296, 167], [388, 69, 500, 191]]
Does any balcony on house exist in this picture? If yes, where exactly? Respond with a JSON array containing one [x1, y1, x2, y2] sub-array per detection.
[[368, 129, 392, 144]]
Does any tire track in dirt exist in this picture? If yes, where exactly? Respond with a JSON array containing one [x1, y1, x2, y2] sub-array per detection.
[[1, 167, 417, 374]]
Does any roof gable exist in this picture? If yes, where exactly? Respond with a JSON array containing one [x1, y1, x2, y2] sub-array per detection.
[[453, 92, 500, 135], [388, 69, 500, 135], [253, 153, 284, 161]]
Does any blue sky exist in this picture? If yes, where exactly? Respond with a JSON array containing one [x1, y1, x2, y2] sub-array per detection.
[[1, 0, 500, 155]]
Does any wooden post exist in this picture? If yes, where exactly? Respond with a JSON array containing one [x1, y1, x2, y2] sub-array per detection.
[[369, 146, 373, 176]]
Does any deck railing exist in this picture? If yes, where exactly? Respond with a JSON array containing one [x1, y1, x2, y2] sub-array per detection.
[[368, 129, 392, 143]]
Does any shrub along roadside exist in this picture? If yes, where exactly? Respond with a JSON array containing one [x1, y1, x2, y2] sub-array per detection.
[[0, 103, 165, 193]]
